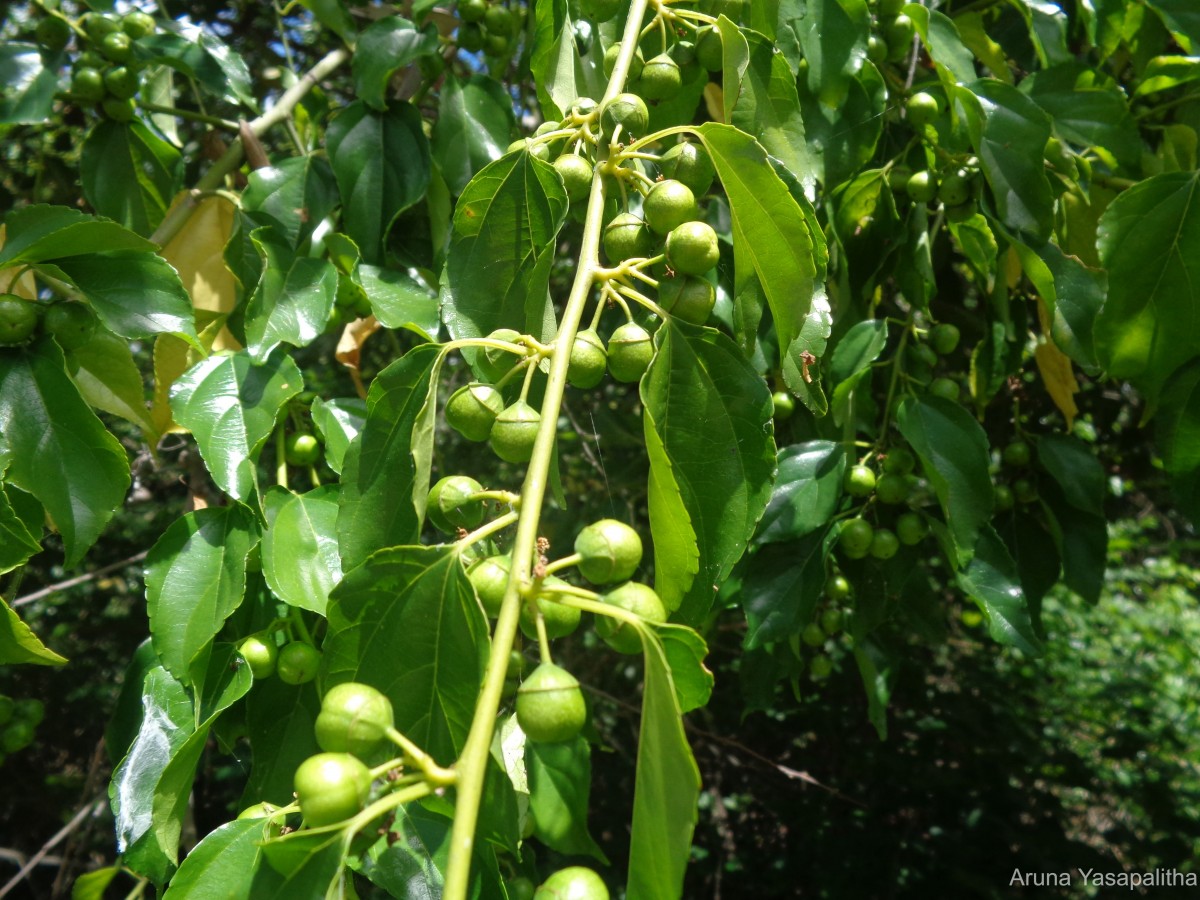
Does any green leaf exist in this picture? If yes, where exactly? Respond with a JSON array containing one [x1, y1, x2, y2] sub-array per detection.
[[649, 623, 713, 714], [1135, 55, 1200, 96], [906, 6, 977, 85], [442, 152, 568, 362], [71, 866, 121, 900], [1158, 358, 1200, 521], [829, 319, 888, 425], [359, 265, 440, 337], [323, 546, 489, 765], [957, 526, 1042, 656], [1036, 434, 1105, 516], [694, 123, 826, 400], [298, 0, 357, 44], [0, 485, 42, 575], [853, 640, 894, 740], [137, 25, 256, 109], [1, 597, 67, 666], [896, 395, 993, 562], [791, 0, 870, 110], [244, 229, 338, 362], [1010, 238, 1105, 369], [242, 157, 339, 250], [756, 441, 846, 544], [47, 251, 201, 348], [642, 321, 776, 624], [1040, 486, 1107, 605], [242, 678, 321, 808], [146, 506, 256, 683], [170, 349, 304, 501], [526, 737, 607, 859], [955, 79, 1054, 241], [1146, 0, 1200, 47], [947, 213, 998, 284], [718, 21, 818, 195], [743, 530, 831, 648], [252, 826, 346, 897], [627, 630, 700, 900], [337, 344, 441, 571], [796, 60, 886, 189], [0, 205, 155, 264], [326, 100, 431, 265], [262, 486, 342, 615], [162, 820, 266, 899], [530, 0, 606, 121], [352, 16, 440, 112], [1094, 171, 1200, 403], [0, 339, 130, 566], [0, 44, 60, 125], [310, 397, 366, 475], [433, 74, 517, 195], [1023, 64, 1141, 170], [80, 121, 182, 237], [66, 330, 157, 437]]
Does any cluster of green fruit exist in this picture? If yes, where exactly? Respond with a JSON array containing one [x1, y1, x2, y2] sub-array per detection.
[[454, 0, 521, 58], [838, 446, 932, 562], [52, 8, 158, 123], [238, 633, 322, 685], [795, 578, 852, 684], [993, 439, 1039, 510], [863, 0, 916, 67], [0, 294, 98, 350], [0, 695, 45, 765], [906, 321, 963, 400]]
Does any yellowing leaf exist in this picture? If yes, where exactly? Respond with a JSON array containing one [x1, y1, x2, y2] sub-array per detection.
[[336, 315, 381, 399], [1035, 297, 1079, 429], [160, 194, 239, 352], [0, 226, 37, 298], [702, 82, 724, 123]]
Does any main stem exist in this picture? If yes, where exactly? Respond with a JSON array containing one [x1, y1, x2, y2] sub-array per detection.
[[441, 3, 651, 895]]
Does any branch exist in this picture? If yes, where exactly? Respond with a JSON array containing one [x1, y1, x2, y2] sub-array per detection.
[[0, 798, 106, 899], [148, 47, 351, 248], [12, 551, 149, 609]]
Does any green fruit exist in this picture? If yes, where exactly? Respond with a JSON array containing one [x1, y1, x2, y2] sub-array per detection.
[[484, 31, 510, 57], [315, 682, 394, 758], [0, 697, 12, 726], [581, 0, 623, 22], [1003, 440, 1032, 468], [839, 518, 874, 559], [906, 91, 941, 128], [820, 607, 844, 634], [930, 323, 960, 355], [1, 721, 35, 753], [882, 14, 915, 60], [867, 34, 888, 65], [929, 377, 960, 402], [535, 866, 610, 900], [695, 27, 723, 71], [103, 65, 140, 99], [906, 170, 937, 204], [458, 21, 485, 52], [844, 464, 876, 497], [484, 4, 514, 35], [519, 584, 583, 640], [825, 574, 852, 602], [643, 179, 698, 236], [36, 16, 72, 52], [809, 654, 833, 680], [801, 622, 825, 647], [554, 154, 594, 202], [938, 170, 973, 207], [469, 555, 511, 617], [772, 391, 796, 421], [508, 876, 537, 900], [883, 447, 915, 475], [480, 327, 523, 381], [83, 13, 120, 42], [595, 581, 666, 654], [603, 43, 644, 81], [994, 484, 1014, 511], [870, 528, 900, 559], [446, 382, 505, 442], [458, 0, 487, 23], [507, 138, 551, 160], [294, 752, 372, 827], [101, 97, 136, 122], [1013, 478, 1038, 504], [15, 698, 44, 726], [71, 67, 106, 102], [568, 328, 607, 389], [516, 663, 587, 743], [638, 53, 682, 101], [599, 92, 649, 141], [909, 342, 939, 369], [101, 31, 133, 62], [277, 641, 321, 685], [607, 322, 654, 382], [658, 275, 715, 325], [239, 636, 278, 679], [427, 475, 486, 532], [658, 141, 716, 197], [895, 511, 928, 545], [670, 39, 697, 67], [490, 401, 542, 463], [875, 472, 911, 505], [665, 221, 720, 276], [0, 295, 39, 345], [122, 11, 157, 38], [603, 212, 654, 263], [575, 518, 642, 584], [285, 432, 321, 466]]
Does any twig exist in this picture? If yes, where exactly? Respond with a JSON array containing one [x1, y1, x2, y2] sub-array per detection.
[[0, 797, 106, 899], [12, 551, 149, 609]]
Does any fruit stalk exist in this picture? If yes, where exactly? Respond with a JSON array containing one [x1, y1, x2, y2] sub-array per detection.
[[441, 2, 651, 896]]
